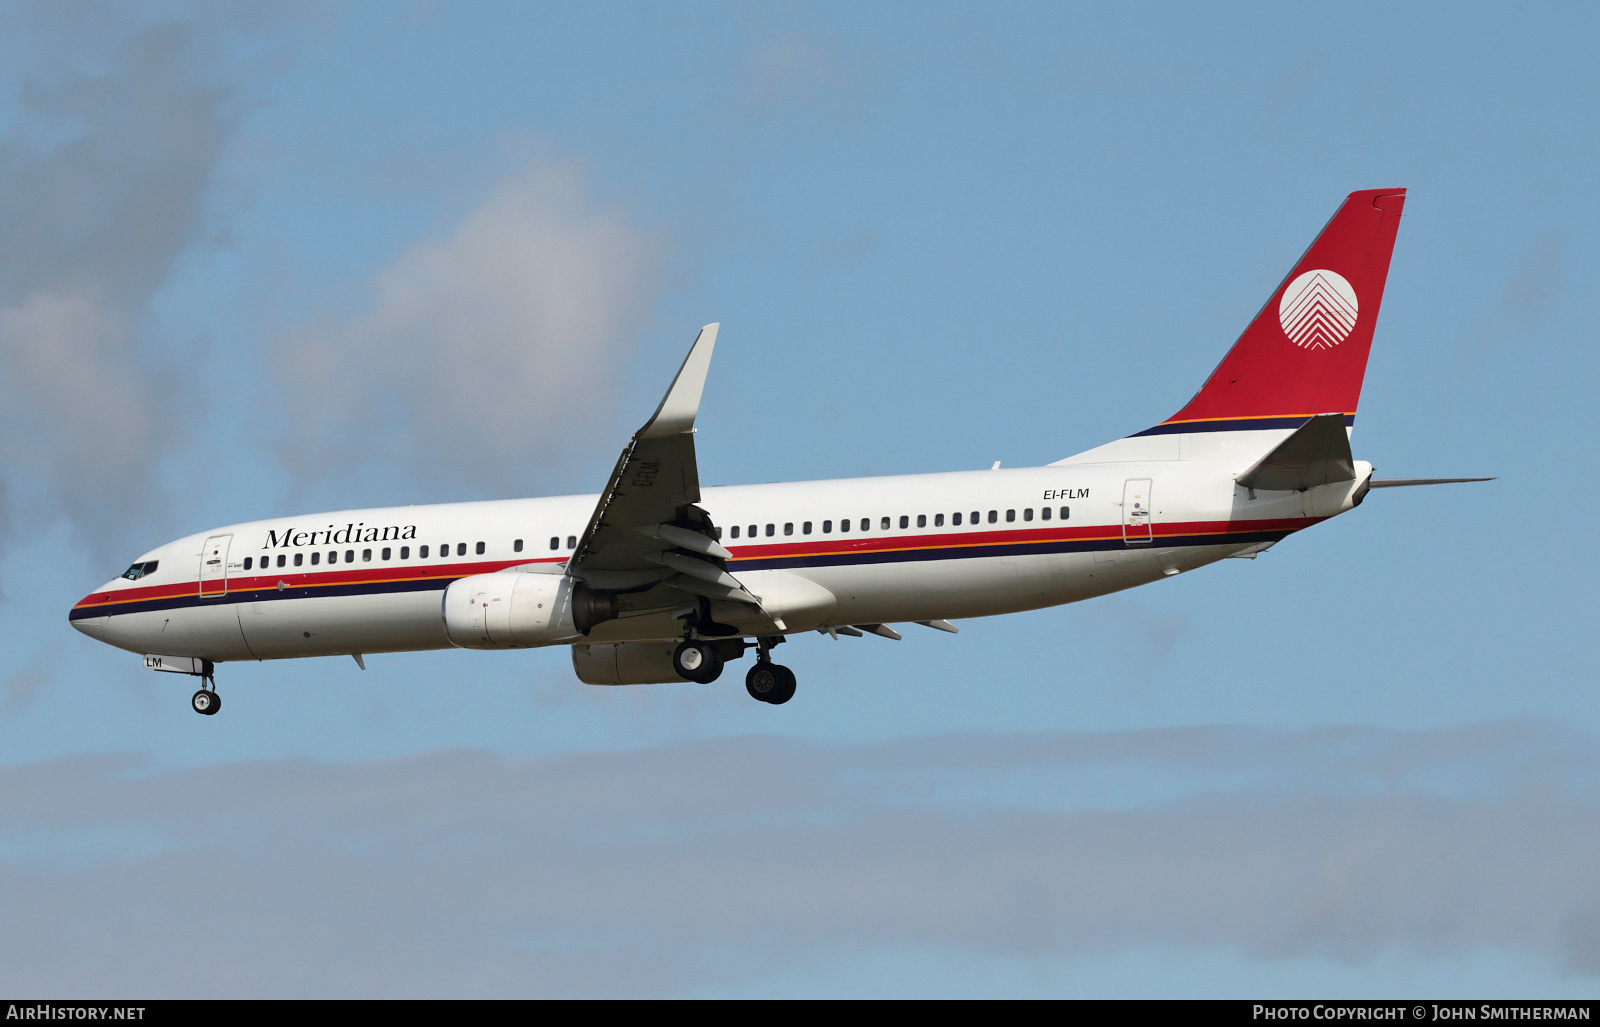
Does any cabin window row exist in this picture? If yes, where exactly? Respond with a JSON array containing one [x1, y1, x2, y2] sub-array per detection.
[[242, 538, 556, 571], [717, 507, 1071, 540]]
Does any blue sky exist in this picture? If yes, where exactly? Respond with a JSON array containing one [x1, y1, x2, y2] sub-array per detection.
[[1, 0, 1597, 997]]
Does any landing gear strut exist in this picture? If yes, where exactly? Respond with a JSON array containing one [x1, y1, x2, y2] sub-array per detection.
[[745, 637, 796, 704]]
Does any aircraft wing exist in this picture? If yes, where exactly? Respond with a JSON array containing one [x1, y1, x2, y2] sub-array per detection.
[[568, 324, 758, 605]]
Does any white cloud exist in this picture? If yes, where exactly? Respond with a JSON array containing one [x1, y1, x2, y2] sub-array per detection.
[[0, 8, 279, 554], [0, 292, 158, 520], [1, 722, 1597, 996], [276, 162, 665, 500]]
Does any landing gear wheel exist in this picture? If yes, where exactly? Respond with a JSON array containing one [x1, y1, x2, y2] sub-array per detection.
[[673, 640, 724, 684], [745, 662, 778, 701], [745, 662, 796, 704], [767, 664, 796, 705], [191, 688, 221, 716]]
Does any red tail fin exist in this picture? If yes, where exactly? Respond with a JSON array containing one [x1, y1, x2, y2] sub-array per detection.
[[1154, 189, 1405, 433]]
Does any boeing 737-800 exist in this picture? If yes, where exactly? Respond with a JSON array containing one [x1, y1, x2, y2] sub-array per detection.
[[71, 188, 1486, 714]]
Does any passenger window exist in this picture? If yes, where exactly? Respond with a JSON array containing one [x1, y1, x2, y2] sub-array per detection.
[[971, 511, 980, 524], [293, 553, 303, 567], [1060, 506, 1070, 520], [475, 541, 485, 555], [441, 544, 450, 557], [1006, 509, 1015, 522], [513, 539, 523, 553], [934, 513, 944, 527], [860, 518, 870, 531], [382, 548, 391, 560], [566, 537, 576, 550], [1023, 508, 1033, 521], [363, 549, 372, 562], [899, 515, 909, 529], [802, 521, 812, 535], [277, 555, 286, 568], [311, 552, 321, 566], [917, 514, 926, 528], [838, 518, 849, 533], [346, 550, 355, 563], [401, 546, 411, 559], [419, 545, 429, 558], [714, 527, 723, 540], [822, 520, 832, 534], [988, 510, 997, 523], [550, 537, 559, 550], [748, 524, 757, 538], [1041, 507, 1051, 521], [457, 543, 467, 556], [784, 522, 794, 536], [880, 517, 890, 530], [765, 524, 775, 537], [243, 557, 252, 570], [953, 512, 962, 526], [731, 525, 740, 539]]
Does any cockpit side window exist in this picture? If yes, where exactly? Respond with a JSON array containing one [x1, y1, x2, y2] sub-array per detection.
[[120, 560, 158, 581]]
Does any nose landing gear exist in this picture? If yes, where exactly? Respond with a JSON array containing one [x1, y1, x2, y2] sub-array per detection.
[[191, 663, 220, 716], [191, 684, 221, 716], [745, 637, 796, 704]]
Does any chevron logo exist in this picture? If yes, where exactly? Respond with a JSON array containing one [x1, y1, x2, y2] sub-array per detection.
[[1278, 269, 1358, 350]]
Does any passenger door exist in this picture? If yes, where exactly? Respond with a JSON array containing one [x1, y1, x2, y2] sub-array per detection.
[[1122, 479, 1154, 544], [198, 534, 233, 598]]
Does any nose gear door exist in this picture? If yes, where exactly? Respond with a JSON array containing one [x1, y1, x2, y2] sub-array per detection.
[[199, 534, 233, 598], [1122, 479, 1153, 544]]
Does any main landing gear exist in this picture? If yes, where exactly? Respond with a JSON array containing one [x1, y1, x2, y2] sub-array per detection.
[[672, 639, 724, 684], [745, 637, 796, 705]]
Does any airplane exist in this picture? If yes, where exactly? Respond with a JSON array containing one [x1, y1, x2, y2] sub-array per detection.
[[71, 188, 1488, 715]]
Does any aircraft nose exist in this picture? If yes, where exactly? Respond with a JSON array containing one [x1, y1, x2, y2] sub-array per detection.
[[69, 588, 111, 641]]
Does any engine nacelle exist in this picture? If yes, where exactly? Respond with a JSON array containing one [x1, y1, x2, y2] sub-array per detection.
[[443, 572, 616, 649], [571, 641, 685, 685]]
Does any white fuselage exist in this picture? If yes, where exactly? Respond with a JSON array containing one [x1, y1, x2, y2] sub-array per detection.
[[71, 453, 1371, 665]]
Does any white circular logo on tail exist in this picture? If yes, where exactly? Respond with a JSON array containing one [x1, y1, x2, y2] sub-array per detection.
[[1278, 269, 1358, 350]]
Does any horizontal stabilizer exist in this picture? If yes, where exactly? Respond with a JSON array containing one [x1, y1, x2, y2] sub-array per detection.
[[1236, 413, 1354, 491], [1369, 477, 1494, 488]]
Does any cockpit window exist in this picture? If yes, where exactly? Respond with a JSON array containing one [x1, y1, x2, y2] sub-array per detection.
[[120, 560, 158, 581]]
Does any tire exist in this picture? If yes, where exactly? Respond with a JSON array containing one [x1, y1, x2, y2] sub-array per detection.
[[673, 640, 723, 684], [766, 664, 797, 705], [192, 689, 220, 716], [745, 662, 779, 702]]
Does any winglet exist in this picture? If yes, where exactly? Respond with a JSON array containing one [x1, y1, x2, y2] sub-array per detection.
[[638, 323, 719, 438]]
